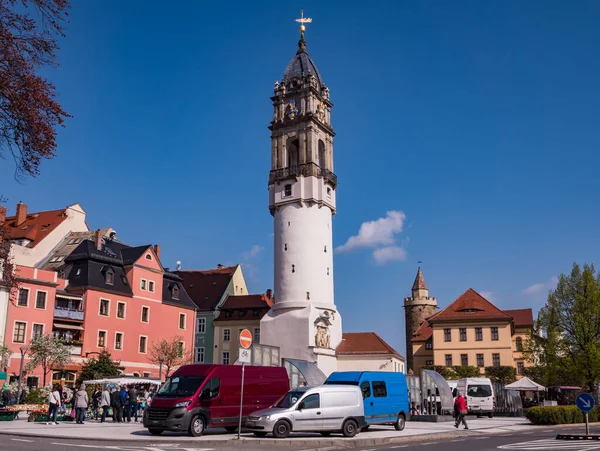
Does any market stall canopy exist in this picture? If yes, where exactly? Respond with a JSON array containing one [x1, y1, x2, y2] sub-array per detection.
[[505, 377, 545, 392], [83, 377, 162, 386]]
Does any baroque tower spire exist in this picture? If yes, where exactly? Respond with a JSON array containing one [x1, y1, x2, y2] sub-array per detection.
[[260, 12, 341, 377]]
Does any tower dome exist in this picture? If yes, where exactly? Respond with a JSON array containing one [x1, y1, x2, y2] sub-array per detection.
[[282, 38, 324, 88]]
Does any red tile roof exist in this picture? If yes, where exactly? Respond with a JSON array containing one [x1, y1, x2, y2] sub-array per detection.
[[427, 288, 512, 323], [176, 266, 237, 311], [336, 332, 404, 360], [214, 294, 272, 322], [412, 320, 433, 342], [5, 207, 68, 248], [504, 308, 534, 327], [412, 267, 428, 290]]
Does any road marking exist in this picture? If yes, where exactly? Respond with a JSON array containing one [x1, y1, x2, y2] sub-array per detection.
[[498, 438, 600, 450], [50, 444, 215, 451], [389, 446, 408, 449], [476, 437, 489, 440], [11, 439, 34, 442], [451, 439, 466, 442]]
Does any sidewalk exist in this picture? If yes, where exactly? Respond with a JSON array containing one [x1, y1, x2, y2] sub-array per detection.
[[0, 416, 537, 447]]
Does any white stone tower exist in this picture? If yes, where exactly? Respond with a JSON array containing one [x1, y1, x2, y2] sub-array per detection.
[[260, 14, 341, 376]]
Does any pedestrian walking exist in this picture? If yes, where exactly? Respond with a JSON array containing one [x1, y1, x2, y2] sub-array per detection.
[[46, 385, 61, 425], [110, 386, 123, 423], [100, 385, 111, 423], [127, 385, 138, 422], [454, 392, 469, 430], [74, 384, 89, 424]]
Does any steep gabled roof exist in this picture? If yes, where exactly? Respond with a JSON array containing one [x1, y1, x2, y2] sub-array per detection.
[[4, 207, 69, 248], [411, 320, 433, 342], [213, 294, 272, 322], [504, 308, 534, 328], [412, 267, 428, 290], [162, 271, 196, 310], [176, 266, 237, 311], [39, 229, 113, 271], [427, 288, 512, 323], [336, 332, 404, 360]]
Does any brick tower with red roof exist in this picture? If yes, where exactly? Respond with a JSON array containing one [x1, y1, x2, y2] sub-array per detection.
[[404, 267, 437, 373]]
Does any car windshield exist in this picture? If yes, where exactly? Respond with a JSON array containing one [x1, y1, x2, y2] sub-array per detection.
[[274, 390, 306, 408], [157, 376, 206, 397], [467, 384, 492, 397]]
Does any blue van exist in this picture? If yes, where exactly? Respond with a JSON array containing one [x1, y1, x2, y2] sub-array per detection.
[[324, 371, 409, 431]]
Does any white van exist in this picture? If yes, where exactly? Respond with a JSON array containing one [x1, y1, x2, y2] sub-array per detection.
[[246, 385, 366, 438], [456, 377, 495, 417], [447, 380, 458, 399]]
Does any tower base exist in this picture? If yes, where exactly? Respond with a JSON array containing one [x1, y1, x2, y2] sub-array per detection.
[[260, 301, 342, 377]]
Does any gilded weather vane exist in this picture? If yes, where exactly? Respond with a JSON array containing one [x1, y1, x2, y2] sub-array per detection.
[[295, 10, 312, 38]]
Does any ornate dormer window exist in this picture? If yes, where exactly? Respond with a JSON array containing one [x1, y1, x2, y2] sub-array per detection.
[[172, 285, 179, 300], [104, 268, 114, 285]]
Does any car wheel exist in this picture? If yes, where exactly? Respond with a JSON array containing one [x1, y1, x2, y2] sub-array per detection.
[[394, 413, 406, 431], [188, 415, 205, 437], [342, 419, 358, 438], [148, 428, 163, 436], [361, 425, 370, 432], [488, 413, 494, 419], [273, 420, 291, 439], [320, 431, 332, 436], [253, 431, 268, 437], [225, 426, 237, 432]]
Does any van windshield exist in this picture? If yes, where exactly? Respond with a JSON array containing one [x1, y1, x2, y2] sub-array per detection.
[[467, 385, 492, 398], [157, 376, 206, 397], [273, 390, 305, 408]]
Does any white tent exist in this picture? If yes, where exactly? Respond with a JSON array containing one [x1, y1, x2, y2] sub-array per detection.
[[505, 376, 545, 392], [83, 377, 162, 386]]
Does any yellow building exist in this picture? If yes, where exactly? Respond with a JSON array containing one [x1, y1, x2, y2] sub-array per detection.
[[410, 288, 533, 377], [213, 292, 273, 364]]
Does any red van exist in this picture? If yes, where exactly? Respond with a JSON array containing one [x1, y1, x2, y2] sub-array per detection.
[[143, 364, 289, 437]]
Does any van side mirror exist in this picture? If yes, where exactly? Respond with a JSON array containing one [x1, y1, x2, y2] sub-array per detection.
[[297, 402, 305, 411], [199, 389, 209, 400]]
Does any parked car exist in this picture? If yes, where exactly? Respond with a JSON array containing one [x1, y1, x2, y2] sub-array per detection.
[[246, 385, 366, 438], [143, 364, 289, 436], [456, 377, 495, 417], [324, 371, 409, 431]]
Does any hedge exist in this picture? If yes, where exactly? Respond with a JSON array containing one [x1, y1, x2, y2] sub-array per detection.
[[526, 406, 600, 425]]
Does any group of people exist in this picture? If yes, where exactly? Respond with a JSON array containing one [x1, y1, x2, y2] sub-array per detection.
[[46, 383, 155, 425]]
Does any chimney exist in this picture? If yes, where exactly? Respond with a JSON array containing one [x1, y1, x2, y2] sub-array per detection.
[[217, 264, 224, 269], [15, 202, 27, 226], [266, 289, 272, 299], [153, 244, 161, 259], [95, 229, 102, 250]]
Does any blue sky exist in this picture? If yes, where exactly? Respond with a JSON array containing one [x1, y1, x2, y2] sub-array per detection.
[[2, 1, 600, 356]]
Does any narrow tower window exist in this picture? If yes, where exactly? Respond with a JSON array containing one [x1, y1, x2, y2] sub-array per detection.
[[306, 292, 310, 300], [288, 221, 291, 227], [291, 264, 295, 273], [284, 244, 287, 251], [327, 267, 329, 275], [324, 245, 327, 253], [284, 184, 292, 196], [318, 139, 326, 169]]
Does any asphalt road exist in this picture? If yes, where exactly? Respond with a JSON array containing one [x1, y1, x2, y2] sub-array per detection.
[[354, 427, 600, 451]]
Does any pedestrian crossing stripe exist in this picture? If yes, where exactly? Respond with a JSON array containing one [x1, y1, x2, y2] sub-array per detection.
[[499, 439, 600, 450]]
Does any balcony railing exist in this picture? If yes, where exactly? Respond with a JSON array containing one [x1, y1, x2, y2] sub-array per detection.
[[68, 344, 82, 355], [269, 162, 337, 188], [54, 307, 84, 321]]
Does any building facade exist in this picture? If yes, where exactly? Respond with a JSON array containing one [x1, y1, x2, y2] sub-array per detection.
[[260, 18, 342, 376], [213, 293, 272, 365], [410, 287, 533, 377], [336, 332, 405, 373], [177, 265, 248, 364]]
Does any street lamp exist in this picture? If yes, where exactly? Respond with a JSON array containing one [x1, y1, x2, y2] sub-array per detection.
[[17, 345, 30, 404]]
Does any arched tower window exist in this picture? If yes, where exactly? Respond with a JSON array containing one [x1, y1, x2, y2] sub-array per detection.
[[287, 138, 299, 168], [318, 140, 326, 169]]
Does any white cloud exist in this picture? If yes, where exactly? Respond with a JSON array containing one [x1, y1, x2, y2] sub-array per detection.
[[242, 245, 263, 260], [336, 211, 406, 253], [372, 246, 407, 265], [521, 277, 559, 297]]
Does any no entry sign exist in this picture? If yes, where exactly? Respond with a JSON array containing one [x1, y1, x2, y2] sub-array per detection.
[[239, 328, 253, 349]]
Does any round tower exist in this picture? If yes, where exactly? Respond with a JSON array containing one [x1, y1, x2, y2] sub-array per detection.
[[404, 267, 437, 373], [259, 15, 341, 376]]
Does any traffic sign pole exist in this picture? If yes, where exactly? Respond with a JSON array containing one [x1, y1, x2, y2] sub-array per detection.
[[236, 329, 253, 440], [586, 412, 589, 436], [237, 362, 245, 440], [576, 393, 595, 436]]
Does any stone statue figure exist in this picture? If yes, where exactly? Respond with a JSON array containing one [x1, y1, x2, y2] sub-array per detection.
[[315, 324, 330, 349]]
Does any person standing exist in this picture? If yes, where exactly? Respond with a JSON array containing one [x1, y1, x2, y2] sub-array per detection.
[[46, 385, 61, 425], [120, 385, 128, 421], [454, 392, 469, 430], [127, 385, 138, 422], [110, 386, 123, 423], [74, 384, 89, 424], [100, 386, 111, 423], [92, 386, 102, 420]]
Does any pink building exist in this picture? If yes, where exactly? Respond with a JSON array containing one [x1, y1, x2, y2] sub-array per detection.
[[4, 231, 196, 388]]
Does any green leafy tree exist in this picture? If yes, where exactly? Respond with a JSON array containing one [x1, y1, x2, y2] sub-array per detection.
[[77, 350, 121, 385], [533, 263, 600, 391], [451, 366, 482, 379], [26, 334, 71, 386], [485, 366, 516, 385]]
